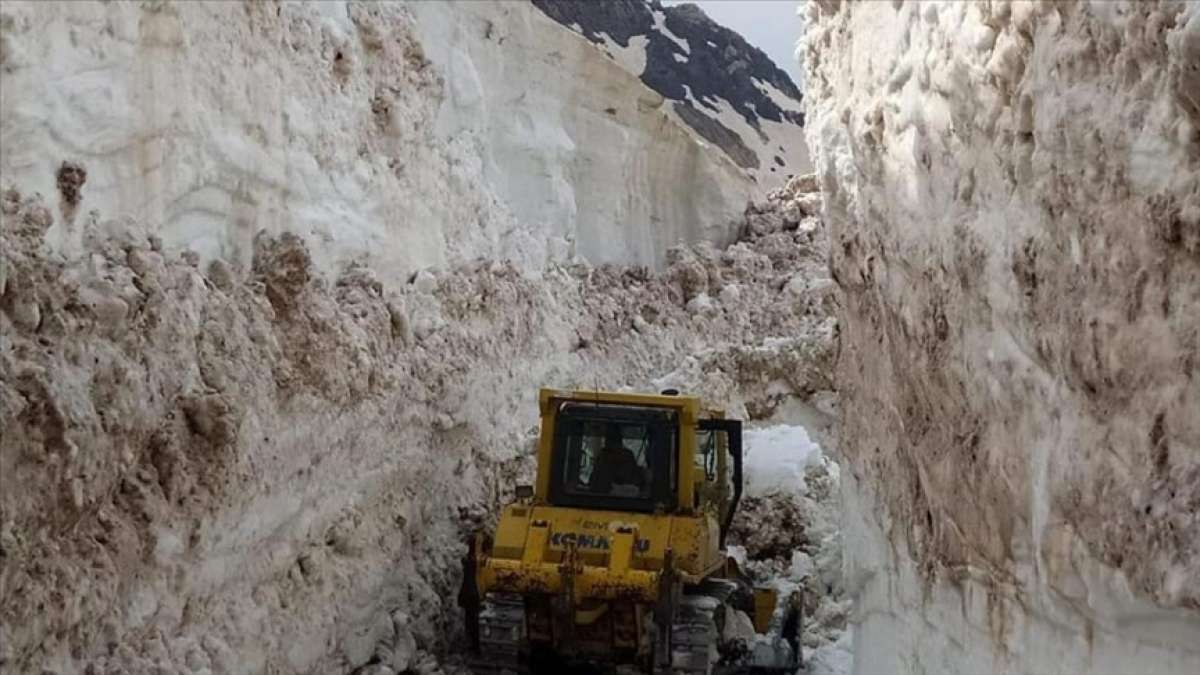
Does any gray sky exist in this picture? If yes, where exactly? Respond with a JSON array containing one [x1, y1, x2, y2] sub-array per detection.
[[663, 0, 805, 87]]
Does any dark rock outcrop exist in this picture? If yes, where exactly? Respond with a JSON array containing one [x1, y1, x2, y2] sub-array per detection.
[[533, 0, 805, 171]]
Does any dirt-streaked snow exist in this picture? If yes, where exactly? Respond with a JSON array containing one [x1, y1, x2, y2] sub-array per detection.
[[804, 1, 1200, 673]]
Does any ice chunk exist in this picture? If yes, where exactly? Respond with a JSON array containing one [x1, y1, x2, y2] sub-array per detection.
[[742, 424, 823, 498]]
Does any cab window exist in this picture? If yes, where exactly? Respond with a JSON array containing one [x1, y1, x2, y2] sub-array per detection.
[[695, 423, 735, 522], [548, 402, 677, 513]]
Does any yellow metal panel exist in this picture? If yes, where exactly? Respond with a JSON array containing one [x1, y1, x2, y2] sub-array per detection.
[[609, 529, 636, 575], [534, 411, 554, 501], [523, 521, 551, 565], [753, 588, 778, 634], [492, 505, 532, 560], [678, 402, 699, 511], [528, 505, 675, 570], [540, 387, 701, 411], [667, 512, 723, 577], [680, 402, 700, 511], [481, 556, 662, 603], [505, 504, 721, 578]]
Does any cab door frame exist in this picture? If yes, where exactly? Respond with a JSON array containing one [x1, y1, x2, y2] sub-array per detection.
[[698, 418, 742, 546]]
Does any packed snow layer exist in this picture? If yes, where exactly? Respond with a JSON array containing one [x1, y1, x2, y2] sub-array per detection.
[[805, 632, 853, 675], [742, 424, 824, 498], [804, 1, 1200, 673], [405, 0, 753, 271], [0, 176, 835, 673], [0, 0, 751, 281]]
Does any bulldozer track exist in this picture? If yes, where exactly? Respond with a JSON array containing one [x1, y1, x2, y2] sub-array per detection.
[[473, 594, 526, 673], [669, 579, 740, 674], [669, 595, 720, 673], [468, 580, 792, 675]]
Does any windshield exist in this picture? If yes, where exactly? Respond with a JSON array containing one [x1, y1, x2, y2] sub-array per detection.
[[548, 402, 677, 512]]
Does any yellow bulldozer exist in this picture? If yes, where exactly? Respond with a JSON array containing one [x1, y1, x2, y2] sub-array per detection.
[[460, 388, 802, 673]]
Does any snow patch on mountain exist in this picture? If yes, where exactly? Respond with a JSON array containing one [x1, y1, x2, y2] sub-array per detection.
[[598, 31, 651, 75], [651, 7, 691, 54]]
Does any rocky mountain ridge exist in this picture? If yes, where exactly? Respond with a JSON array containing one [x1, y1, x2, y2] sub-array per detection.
[[533, 0, 809, 179]]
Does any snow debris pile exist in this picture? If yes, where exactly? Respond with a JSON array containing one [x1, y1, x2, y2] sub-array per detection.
[[726, 425, 850, 673], [742, 424, 824, 499], [653, 174, 837, 425], [0, 172, 834, 673], [805, 1, 1200, 673]]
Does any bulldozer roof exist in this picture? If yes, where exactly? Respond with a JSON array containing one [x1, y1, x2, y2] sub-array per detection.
[[538, 387, 703, 416]]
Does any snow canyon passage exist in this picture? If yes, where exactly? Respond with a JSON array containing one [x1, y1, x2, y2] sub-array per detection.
[[0, 1, 1197, 675]]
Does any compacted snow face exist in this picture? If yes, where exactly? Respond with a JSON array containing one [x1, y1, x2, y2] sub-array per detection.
[[742, 424, 824, 499], [804, 1, 1200, 674], [406, 0, 758, 271], [0, 0, 751, 282]]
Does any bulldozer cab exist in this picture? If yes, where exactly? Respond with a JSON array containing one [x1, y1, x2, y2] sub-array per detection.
[[535, 388, 742, 543]]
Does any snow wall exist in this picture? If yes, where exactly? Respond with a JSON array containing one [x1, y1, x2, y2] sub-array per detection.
[[0, 0, 751, 280], [803, 1, 1200, 673]]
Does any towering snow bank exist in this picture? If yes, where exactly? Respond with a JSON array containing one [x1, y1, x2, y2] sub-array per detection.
[[804, 1, 1200, 673], [406, 0, 752, 271], [0, 1, 461, 280], [0, 177, 834, 673], [0, 1, 832, 671], [0, 0, 751, 279]]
